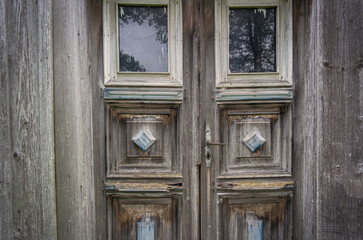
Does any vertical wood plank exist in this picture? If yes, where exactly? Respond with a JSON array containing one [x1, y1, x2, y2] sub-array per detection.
[[53, 0, 99, 239], [318, 0, 363, 239], [0, 0, 57, 239], [181, 0, 202, 239], [292, 0, 319, 238], [200, 0, 217, 239], [0, 1, 11, 238], [293, 0, 363, 239], [88, 0, 107, 239]]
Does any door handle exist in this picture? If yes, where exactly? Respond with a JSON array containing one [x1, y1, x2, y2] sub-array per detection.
[[205, 129, 225, 168]]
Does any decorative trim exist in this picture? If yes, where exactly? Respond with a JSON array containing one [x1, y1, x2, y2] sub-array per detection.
[[104, 87, 183, 103], [242, 129, 266, 153], [216, 88, 293, 103], [104, 182, 183, 193], [132, 130, 156, 151], [218, 180, 293, 190]]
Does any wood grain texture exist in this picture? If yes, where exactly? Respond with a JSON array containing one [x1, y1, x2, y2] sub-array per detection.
[[1, 0, 361, 239], [292, 1, 323, 238], [0, 0, 57, 239], [181, 0, 202, 239], [200, 0, 217, 238], [317, 0, 363, 239], [292, 0, 363, 239], [53, 0, 103, 239], [88, 0, 107, 239]]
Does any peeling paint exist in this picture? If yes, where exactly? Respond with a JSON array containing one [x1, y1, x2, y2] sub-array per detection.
[[107, 173, 183, 179], [218, 181, 294, 190], [105, 182, 183, 192], [256, 8, 267, 18]]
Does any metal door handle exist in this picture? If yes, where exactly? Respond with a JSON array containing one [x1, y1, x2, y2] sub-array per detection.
[[205, 129, 225, 167]]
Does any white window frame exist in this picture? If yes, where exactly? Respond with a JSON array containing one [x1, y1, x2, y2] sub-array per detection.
[[215, 0, 292, 88], [103, 0, 183, 87]]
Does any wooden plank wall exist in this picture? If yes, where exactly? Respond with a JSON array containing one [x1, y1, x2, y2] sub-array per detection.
[[0, 0, 57, 239], [1, 0, 362, 239], [293, 0, 363, 239], [53, 0, 105, 239]]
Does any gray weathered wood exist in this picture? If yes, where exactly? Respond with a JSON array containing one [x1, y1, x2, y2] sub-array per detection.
[[293, 0, 363, 239], [292, 2, 320, 238], [181, 0, 202, 239], [53, 0, 103, 239], [87, 1, 108, 239], [0, 0, 57, 239], [316, 0, 363, 238], [1, 0, 361, 239]]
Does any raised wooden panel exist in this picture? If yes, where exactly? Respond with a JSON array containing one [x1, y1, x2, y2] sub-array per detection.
[[229, 117, 273, 165], [126, 119, 164, 159], [220, 107, 291, 177], [110, 198, 179, 239], [107, 107, 178, 176], [220, 198, 289, 240]]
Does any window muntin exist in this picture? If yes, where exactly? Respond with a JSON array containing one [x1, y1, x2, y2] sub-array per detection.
[[118, 5, 168, 72], [229, 7, 276, 73]]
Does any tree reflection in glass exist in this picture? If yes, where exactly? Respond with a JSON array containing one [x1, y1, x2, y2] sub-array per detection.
[[119, 6, 168, 72], [229, 8, 276, 73]]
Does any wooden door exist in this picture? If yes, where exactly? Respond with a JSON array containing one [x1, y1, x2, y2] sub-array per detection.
[[103, 0, 293, 239], [202, 1, 294, 239]]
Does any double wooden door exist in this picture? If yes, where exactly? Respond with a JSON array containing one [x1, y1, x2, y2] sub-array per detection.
[[103, 0, 293, 239]]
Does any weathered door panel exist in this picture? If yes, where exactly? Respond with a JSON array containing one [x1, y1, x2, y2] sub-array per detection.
[[103, 0, 293, 239], [103, 1, 194, 238], [111, 198, 180, 239], [203, 0, 294, 239], [106, 108, 179, 175], [105, 105, 184, 239]]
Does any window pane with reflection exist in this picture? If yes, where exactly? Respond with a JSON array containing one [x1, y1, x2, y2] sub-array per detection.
[[119, 6, 168, 72], [229, 8, 276, 73]]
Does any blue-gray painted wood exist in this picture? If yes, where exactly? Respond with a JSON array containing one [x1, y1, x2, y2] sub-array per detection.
[[242, 129, 266, 153], [137, 221, 155, 240], [246, 214, 263, 240], [132, 130, 156, 151], [104, 88, 183, 102], [216, 88, 293, 102]]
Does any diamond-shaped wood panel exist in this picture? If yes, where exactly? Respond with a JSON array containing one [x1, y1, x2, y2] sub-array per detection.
[[132, 130, 156, 151], [106, 108, 178, 176], [220, 108, 292, 176], [242, 129, 266, 153]]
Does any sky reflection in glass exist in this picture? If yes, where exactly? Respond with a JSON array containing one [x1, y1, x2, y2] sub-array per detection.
[[119, 6, 168, 72]]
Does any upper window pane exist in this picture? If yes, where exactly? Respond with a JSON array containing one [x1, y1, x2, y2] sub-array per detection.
[[229, 8, 276, 73], [119, 6, 168, 72]]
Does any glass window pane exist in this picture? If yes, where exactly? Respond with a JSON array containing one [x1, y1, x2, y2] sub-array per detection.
[[119, 6, 168, 72], [229, 8, 276, 73]]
